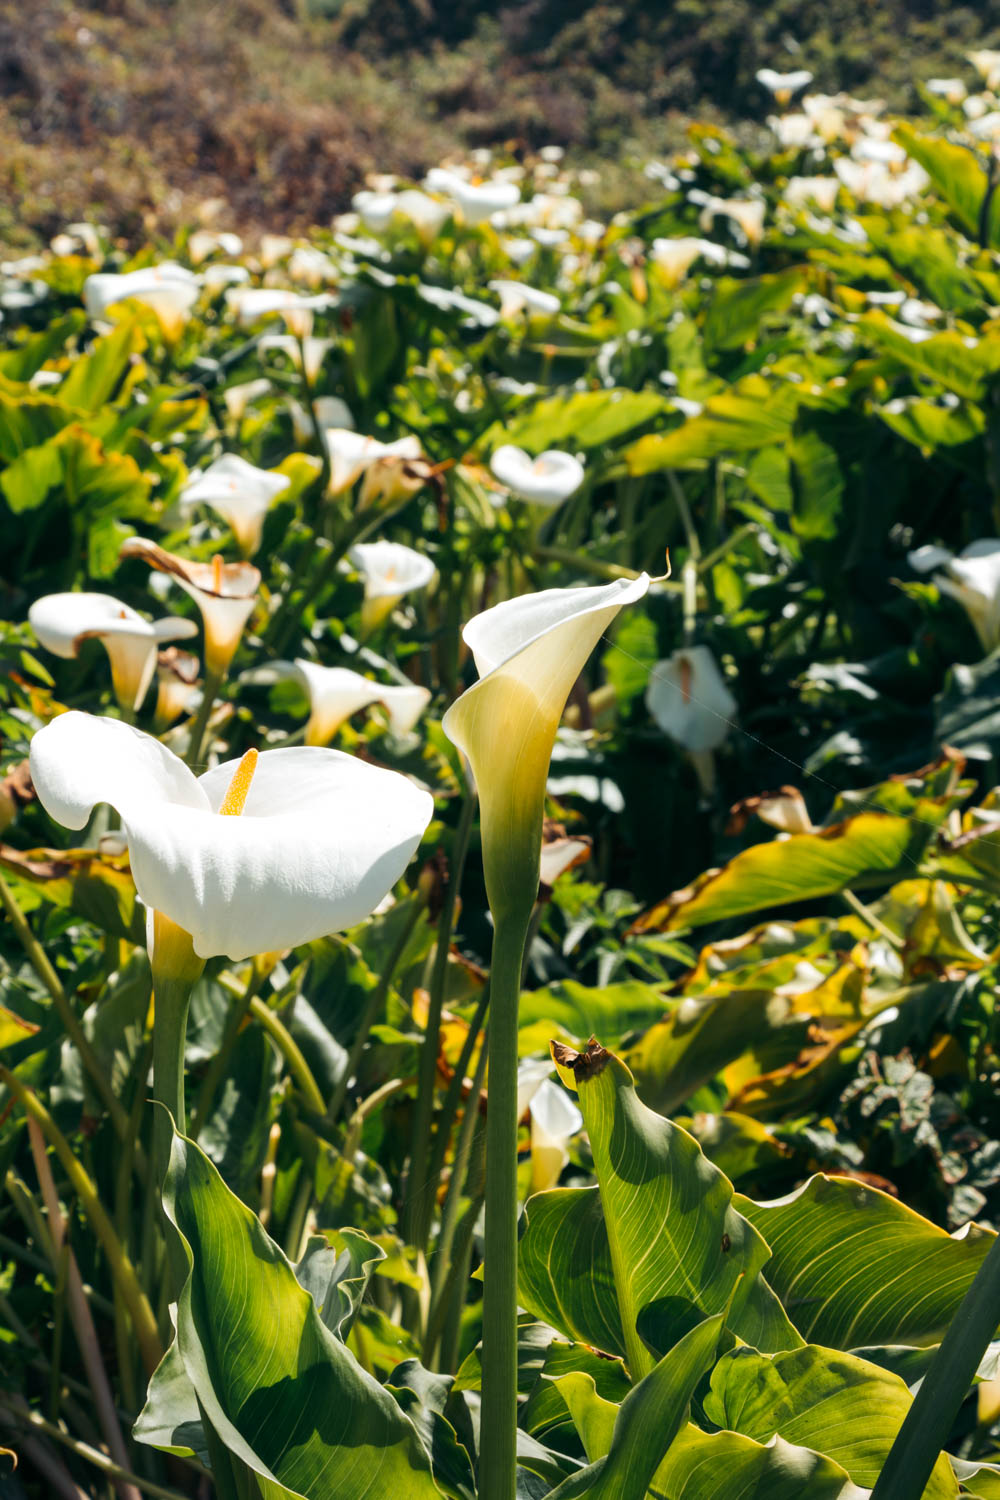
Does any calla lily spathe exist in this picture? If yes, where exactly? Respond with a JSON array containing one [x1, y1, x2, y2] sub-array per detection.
[[29, 592, 198, 712], [348, 541, 437, 633], [909, 539, 1000, 653], [177, 455, 292, 557], [755, 67, 814, 104], [517, 1059, 584, 1194], [119, 539, 260, 678], [490, 445, 585, 508], [646, 645, 737, 753], [28, 712, 434, 962], [83, 265, 200, 340], [226, 287, 330, 339], [258, 333, 334, 385], [247, 659, 430, 745], [487, 280, 560, 320], [443, 575, 649, 920], [153, 648, 201, 730], [324, 429, 422, 499]]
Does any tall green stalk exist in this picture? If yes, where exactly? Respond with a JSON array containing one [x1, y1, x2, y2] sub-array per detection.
[[871, 1233, 1000, 1500], [478, 909, 532, 1500]]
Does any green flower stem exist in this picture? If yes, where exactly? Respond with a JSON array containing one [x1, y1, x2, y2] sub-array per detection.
[[407, 792, 477, 1251], [327, 899, 425, 1126], [423, 1031, 488, 1365], [425, 979, 491, 1198], [0, 1065, 162, 1377], [295, 334, 329, 495], [184, 667, 223, 770], [247, 996, 326, 1115], [479, 907, 532, 1500], [151, 974, 197, 1181], [871, 1231, 1000, 1500], [439, 1186, 484, 1376], [0, 870, 130, 1141]]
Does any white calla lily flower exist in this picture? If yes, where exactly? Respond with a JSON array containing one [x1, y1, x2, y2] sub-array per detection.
[[783, 176, 840, 213], [222, 379, 272, 423], [538, 834, 591, 888], [489, 445, 585, 508], [248, 659, 430, 744], [258, 234, 295, 268], [517, 1060, 584, 1193], [425, 170, 521, 224], [648, 236, 728, 286], [258, 332, 334, 384], [487, 279, 560, 320], [646, 646, 737, 753], [348, 541, 437, 633], [324, 429, 422, 498], [119, 539, 260, 678], [444, 576, 649, 920], [202, 263, 250, 290], [29, 712, 433, 961], [177, 455, 292, 557], [696, 195, 766, 246], [29, 592, 198, 712], [909, 538, 1000, 653], [969, 50, 1000, 92], [83, 264, 200, 340], [756, 67, 814, 104], [153, 648, 201, 730], [187, 230, 243, 264], [225, 287, 330, 339]]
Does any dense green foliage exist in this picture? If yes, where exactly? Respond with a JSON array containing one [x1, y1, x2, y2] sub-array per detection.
[[7, 60, 1000, 1500]]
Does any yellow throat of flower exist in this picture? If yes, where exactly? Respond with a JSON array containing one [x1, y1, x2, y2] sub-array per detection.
[[219, 747, 258, 816]]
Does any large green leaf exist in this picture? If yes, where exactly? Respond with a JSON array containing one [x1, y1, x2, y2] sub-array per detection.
[[631, 812, 923, 932], [59, 320, 145, 412], [892, 125, 1000, 246], [494, 389, 673, 451], [136, 1126, 442, 1499], [704, 1343, 958, 1497], [517, 979, 669, 1054], [624, 374, 804, 473], [737, 1174, 995, 1348], [651, 1425, 866, 1499], [545, 1312, 725, 1500], [518, 1042, 801, 1372], [702, 269, 811, 352], [859, 315, 1000, 402]]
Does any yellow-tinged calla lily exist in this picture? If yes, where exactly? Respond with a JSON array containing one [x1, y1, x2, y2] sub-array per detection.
[[176, 455, 292, 557], [348, 541, 437, 634], [244, 659, 430, 744], [324, 429, 422, 498], [119, 539, 260, 678], [909, 539, 1000, 654], [517, 1058, 584, 1193], [153, 647, 201, 730], [83, 264, 200, 340], [28, 591, 198, 712], [28, 711, 433, 962], [443, 575, 649, 920]]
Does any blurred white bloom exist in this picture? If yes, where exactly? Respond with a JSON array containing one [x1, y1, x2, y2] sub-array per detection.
[[649, 235, 727, 285], [258, 332, 333, 384], [646, 646, 736, 753], [969, 50, 1000, 92], [424, 168, 521, 224], [969, 111, 1000, 143], [517, 1060, 584, 1193], [258, 234, 295, 268], [926, 77, 968, 103], [84, 264, 200, 340], [353, 190, 397, 234], [177, 455, 291, 557], [29, 592, 198, 712], [222, 379, 272, 424], [490, 445, 585, 508], [768, 112, 821, 149], [852, 137, 908, 168], [324, 429, 422, 497], [695, 195, 765, 246], [756, 68, 814, 104], [202, 263, 250, 289], [153, 647, 201, 730], [783, 176, 840, 213], [909, 539, 1000, 653], [348, 540, 437, 633], [488, 279, 560, 319], [245, 659, 430, 744], [226, 286, 330, 339], [287, 246, 336, 287], [187, 230, 243, 263]]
